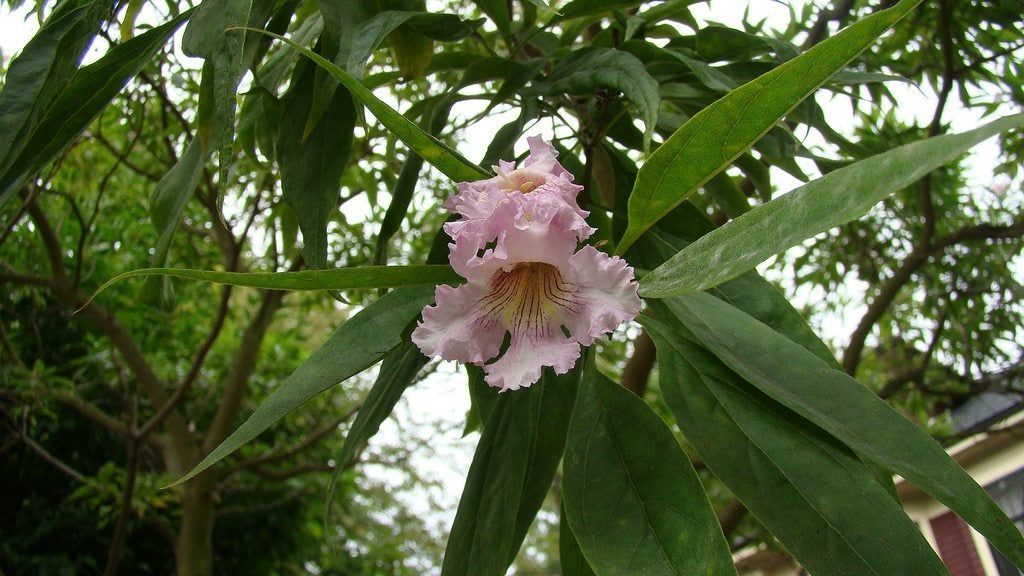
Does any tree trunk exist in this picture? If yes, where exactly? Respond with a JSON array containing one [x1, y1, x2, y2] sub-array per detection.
[[176, 474, 215, 576]]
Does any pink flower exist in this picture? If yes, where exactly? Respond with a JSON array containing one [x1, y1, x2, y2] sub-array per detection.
[[412, 188, 641, 392], [445, 136, 593, 240]]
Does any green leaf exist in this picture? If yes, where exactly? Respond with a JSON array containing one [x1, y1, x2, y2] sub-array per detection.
[[470, 0, 510, 33], [530, 47, 660, 150], [694, 25, 798, 63], [182, 0, 253, 185], [242, 27, 487, 183], [559, 503, 597, 576], [638, 224, 900, 500], [442, 368, 580, 576], [170, 285, 435, 486], [666, 292, 1024, 569], [91, 265, 460, 304], [554, 0, 641, 22], [140, 135, 208, 308], [639, 113, 1024, 297], [277, 58, 357, 268], [631, 216, 838, 367], [562, 361, 736, 576], [374, 96, 454, 264], [0, 13, 191, 203], [617, 0, 923, 253], [0, 0, 106, 208], [326, 337, 428, 520], [668, 50, 736, 92], [346, 11, 480, 77], [463, 364, 498, 436], [644, 317, 948, 576], [480, 101, 538, 168], [475, 58, 545, 113]]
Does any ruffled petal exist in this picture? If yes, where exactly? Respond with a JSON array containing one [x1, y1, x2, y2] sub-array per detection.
[[524, 136, 570, 181], [446, 179, 505, 220], [449, 198, 579, 281], [483, 329, 581, 391], [564, 246, 642, 345], [517, 185, 594, 239], [411, 283, 505, 364]]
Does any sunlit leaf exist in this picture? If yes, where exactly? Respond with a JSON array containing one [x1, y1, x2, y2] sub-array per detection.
[[640, 113, 1024, 297], [617, 0, 923, 253], [0, 12, 191, 203]]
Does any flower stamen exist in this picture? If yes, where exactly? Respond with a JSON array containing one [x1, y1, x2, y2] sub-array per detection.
[[479, 262, 577, 335]]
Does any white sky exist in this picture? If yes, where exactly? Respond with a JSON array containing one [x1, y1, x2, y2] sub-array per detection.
[[2, 1, 1020, 572]]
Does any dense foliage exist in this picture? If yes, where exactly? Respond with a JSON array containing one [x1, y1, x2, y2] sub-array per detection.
[[1, 0, 1022, 574]]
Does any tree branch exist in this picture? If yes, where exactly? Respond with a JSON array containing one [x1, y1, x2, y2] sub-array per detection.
[[52, 390, 129, 436], [802, 0, 857, 49], [843, 218, 1024, 375], [4, 418, 85, 482], [201, 290, 285, 455], [228, 404, 360, 474], [621, 330, 656, 396], [136, 283, 233, 441], [23, 196, 196, 467], [718, 498, 748, 539]]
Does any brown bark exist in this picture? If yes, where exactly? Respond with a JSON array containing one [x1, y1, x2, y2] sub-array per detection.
[[718, 498, 748, 538], [621, 330, 656, 396], [176, 474, 216, 576], [172, 290, 283, 576]]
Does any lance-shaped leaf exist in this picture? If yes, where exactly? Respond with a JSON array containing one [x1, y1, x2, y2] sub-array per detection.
[[241, 28, 487, 183], [0, 0, 106, 208], [0, 12, 191, 203], [666, 292, 1024, 569], [617, 0, 923, 253], [563, 362, 736, 576], [140, 135, 208, 308], [182, 0, 252, 185], [644, 317, 948, 576], [326, 337, 428, 521], [640, 113, 1024, 297], [346, 11, 481, 77], [374, 96, 454, 264], [278, 58, 357, 268], [170, 285, 436, 486], [560, 503, 597, 576], [442, 368, 580, 576], [631, 217, 837, 366], [89, 265, 460, 305]]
